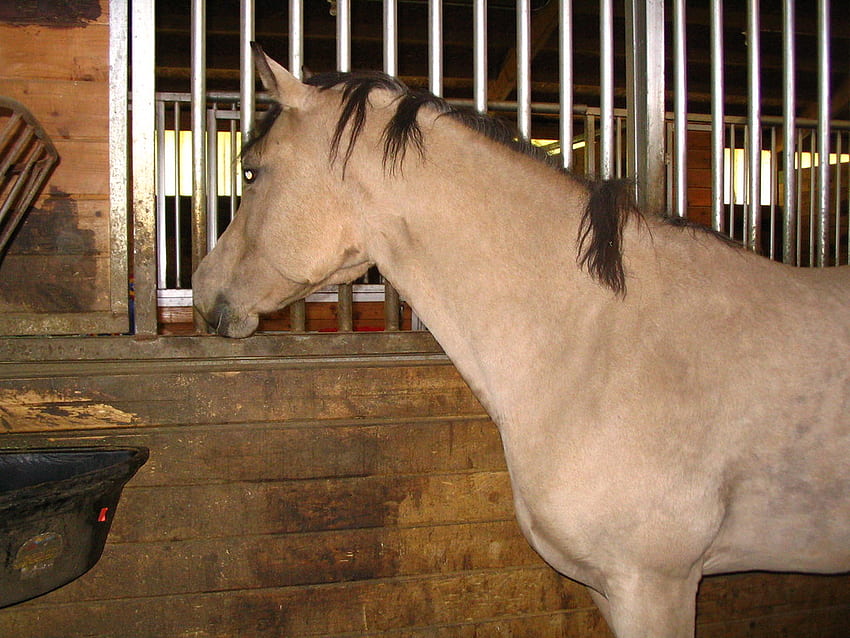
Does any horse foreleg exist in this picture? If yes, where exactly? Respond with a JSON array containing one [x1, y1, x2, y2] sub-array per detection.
[[591, 570, 700, 638]]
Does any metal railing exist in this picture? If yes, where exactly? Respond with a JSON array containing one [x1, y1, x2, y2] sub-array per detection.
[[129, 0, 843, 335]]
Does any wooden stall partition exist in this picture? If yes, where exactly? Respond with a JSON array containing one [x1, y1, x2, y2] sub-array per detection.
[[0, 333, 848, 637], [0, 0, 128, 335]]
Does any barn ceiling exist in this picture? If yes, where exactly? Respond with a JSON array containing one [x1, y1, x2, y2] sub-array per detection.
[[154, 0, 850, 133]]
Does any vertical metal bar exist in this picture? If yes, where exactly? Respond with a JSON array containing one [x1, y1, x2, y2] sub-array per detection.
[[109, 0, 130, 329], [834, 132, 842, 264], [338, 0, 351, 72], [559, 0, 573, 170], [769, 126, 777, 259], [430, 0, 443, 96], [516, 0, 531, 139], [131, 0, 157, 334], [673, 0, 687, 217], [473, 0, 487, 114], [384, 0, 398, 78], [230, 105, 239, 220], [155, 100, 167, 289], [796, 128, 803, 265], [710, 0, 724, 232], [746, 0, 761, 252], [625, 0, 665, 213], [815, 0, 830, 266], [206, 105, 218, 252], [809, 131, 816, 266], [729, 124, 736, 238], [336, 0, 353, 331], [174, 102, 182, 287], [290, 0, 304, 78], [241, 0, 255, 138], [384, 0, 402, 331], [782, 0, 796, 264], [599, 0, 614, 179], [191, 0, 208, 332], [288, 0, 307, 331]]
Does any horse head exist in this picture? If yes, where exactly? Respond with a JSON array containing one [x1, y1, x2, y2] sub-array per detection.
[[193, 45, 374, 336]]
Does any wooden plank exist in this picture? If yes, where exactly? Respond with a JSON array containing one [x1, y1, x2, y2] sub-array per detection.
[[0, 23, 109, 83], [38, 520, 539, 602], [111, 470, 515, 542], [10, 418, 503, 485], [0, 79, 109, 143], [3, 197, 111, 256], [44, 140, 110, 195], [0, 364, 483, 431], [0, 253, 112, 315], [0, 567, 594, 637]]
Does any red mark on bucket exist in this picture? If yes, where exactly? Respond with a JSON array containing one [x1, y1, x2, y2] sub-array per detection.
[[98, 507, 109, 523]]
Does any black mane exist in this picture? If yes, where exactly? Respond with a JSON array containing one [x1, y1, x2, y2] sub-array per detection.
[[248, 69, 639, 296]]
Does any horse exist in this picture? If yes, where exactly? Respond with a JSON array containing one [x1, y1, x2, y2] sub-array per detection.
[[192, 44, 850, 638]]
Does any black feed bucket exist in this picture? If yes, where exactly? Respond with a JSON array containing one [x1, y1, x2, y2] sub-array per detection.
[[0, 446, 148, 608]]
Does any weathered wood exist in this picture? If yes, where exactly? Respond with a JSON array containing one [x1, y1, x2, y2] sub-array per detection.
[[0, 23, 110, 82], [2, 339, 850, 636]]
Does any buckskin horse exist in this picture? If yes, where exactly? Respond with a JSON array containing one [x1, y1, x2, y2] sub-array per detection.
[[193, 44, 850, 637]]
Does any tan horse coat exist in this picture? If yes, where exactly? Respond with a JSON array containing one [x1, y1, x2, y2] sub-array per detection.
[[193, 47, 850, 637]]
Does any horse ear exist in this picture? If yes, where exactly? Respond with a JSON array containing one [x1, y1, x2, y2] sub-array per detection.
[[251, 42, 308, 108]]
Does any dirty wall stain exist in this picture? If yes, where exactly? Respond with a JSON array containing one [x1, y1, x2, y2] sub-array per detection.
[[0, 389, 137, 433]]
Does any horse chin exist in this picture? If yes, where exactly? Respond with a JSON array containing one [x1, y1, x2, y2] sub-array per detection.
[[217, 313, 260, 338]]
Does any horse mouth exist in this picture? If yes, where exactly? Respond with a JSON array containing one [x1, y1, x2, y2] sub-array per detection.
[[199, 293, 260, 338]]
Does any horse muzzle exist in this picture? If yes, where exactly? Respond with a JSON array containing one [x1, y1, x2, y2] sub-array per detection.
[[196, 293, 260, 338]]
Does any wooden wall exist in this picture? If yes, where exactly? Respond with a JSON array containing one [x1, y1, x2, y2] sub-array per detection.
[[0, 0, 126, 335], [0, 334, 849, 637]]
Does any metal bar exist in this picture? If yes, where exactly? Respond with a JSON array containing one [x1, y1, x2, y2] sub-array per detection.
[[769, 126, 777, 259], [599, 0, 614, 179], [240, 0, 255, 138], [809, 131, 816, 266], [729, 124, 736, 238], [834, 132, 842, 264], [473, 0, 487, 113], [782, 0, 796, 264], [382, 0, 402, 330], [207, 105, 218, 252], [796, 128, 803, 265], [230, 104, 239, 220], [155, 100, 167, 289], [131, 0, 157, 334], [173, 102, 183, 287], [673, 0, 687, 216], [430, 0, 443, 96], [516, 0, 531, 139], [191, 0, 208, 331], [290, 0, 304, 78], [710, 0, 724, 232], [815, 0, 830, 267], [559, 0, 573, 170], [335, 0, 354, 330], [625, 0, 665, 213], [384, 0, 398, 77], [746, 0, 761, 251], [337, 0, 351, 72], [287, 0, 307, 329]]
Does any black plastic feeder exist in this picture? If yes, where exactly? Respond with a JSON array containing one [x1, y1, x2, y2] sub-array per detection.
[[0, 446, 148, 608]]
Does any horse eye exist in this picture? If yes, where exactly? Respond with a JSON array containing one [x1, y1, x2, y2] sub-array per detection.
[[243, 168, 257, 184]]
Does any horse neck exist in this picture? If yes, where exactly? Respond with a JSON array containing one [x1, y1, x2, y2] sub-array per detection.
[[361, 125, 602, 427]]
